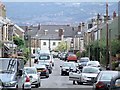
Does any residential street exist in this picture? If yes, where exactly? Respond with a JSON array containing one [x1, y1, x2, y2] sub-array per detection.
[[26, 58, 93, 89]]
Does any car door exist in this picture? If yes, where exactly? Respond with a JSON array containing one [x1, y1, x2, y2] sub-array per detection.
[[69, 70, 81, 81]]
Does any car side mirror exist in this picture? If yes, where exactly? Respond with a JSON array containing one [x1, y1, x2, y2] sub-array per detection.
[[18, 69, 22, 76], [60, 66, 62, 68], [93, 77, 97, 83]]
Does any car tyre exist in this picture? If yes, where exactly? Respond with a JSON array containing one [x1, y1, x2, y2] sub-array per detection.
[[73, 81, 75, 85], [35, 82, 40, 88], [46, 75, 49, 78], [77, 81, 83, 85]]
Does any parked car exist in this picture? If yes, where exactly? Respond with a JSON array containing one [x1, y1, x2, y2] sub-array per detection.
[[69, 66, 100, 85], [66, 53, 77, 62], [60, 62, 78, 76], [78, 57, 90, 70], [59, 52, 67, 60], [24, 67, 41, 88], [86, 61, 102, 70], [34, 64, 49, 78], [38, 61, 52, 74], [109, 74, 120, 90], [93, 71, 120, 90], [0, 58, 31, 90]]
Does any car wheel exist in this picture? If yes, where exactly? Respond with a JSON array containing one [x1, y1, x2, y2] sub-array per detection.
[[22, 84, 24, 90], [15, 85, 18, 90], [77, 81, 83, 85], [49, 70, 52, 74], [61, 71, 64, 76], [73, 81, 76, 85], [46, 75, 49, 78], [35, 83, 39, 88]]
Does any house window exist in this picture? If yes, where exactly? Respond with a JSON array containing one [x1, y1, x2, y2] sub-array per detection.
[[53, 42, 56, 46], [43, 42, 46, 46], [58, 42, 61, 44]]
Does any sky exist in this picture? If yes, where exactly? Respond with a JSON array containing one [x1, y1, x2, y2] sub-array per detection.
[[1, 0, 120, 2]]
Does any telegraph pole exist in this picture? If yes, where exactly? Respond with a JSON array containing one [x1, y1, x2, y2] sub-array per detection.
[[97, 13, 100, 61], [106, 1, 109, 69]]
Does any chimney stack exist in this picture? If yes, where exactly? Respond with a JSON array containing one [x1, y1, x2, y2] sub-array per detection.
[[59, 28, 63, 37], [78, 25, 81, 32]]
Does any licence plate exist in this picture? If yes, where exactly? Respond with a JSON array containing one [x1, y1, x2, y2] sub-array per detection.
[[37, 70, 42, 72]]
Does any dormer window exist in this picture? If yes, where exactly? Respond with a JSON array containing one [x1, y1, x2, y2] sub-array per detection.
[[44, 30, 48, 35]]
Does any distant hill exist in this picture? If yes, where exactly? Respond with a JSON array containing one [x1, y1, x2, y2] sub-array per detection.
[[4, 2, 118, 25]]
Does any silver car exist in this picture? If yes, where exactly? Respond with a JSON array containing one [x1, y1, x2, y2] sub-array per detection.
[[69, 66, 100, 85], [24, 67, 41, 88]]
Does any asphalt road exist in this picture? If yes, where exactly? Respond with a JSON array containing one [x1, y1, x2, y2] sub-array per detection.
[[37, 58, 93, 89]]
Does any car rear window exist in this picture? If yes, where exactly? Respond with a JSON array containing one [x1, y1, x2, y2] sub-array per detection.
[[82, 67, 99, 73], [39, 55, 50, 60], [100, 72, 118, 81]]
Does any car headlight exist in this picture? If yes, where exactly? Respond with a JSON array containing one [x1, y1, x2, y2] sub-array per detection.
[[82, 75, 87, 78], [4, 81, 16, 87]]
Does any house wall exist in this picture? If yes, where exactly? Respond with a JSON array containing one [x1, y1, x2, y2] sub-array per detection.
[[40, 40, 61, 50]]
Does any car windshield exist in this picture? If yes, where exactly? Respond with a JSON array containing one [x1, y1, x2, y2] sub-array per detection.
[[25, 68, 37, 74], [63, 63, 75, 68], [79, 59, 89, 63], [82, 67, 99, 73], [39, 55, 50, 60], [87, 62, 98, 66], [100, 72, 118, 81]]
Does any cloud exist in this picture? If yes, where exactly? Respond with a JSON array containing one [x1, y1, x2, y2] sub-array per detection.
[[1, 0, 120, 2]]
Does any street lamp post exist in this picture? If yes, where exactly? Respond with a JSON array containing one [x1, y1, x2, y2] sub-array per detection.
[[106, 2, 109, 69]]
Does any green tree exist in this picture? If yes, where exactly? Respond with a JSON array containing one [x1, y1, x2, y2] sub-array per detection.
[[13, 36, 25, 47], [55, 41, 68, 52]]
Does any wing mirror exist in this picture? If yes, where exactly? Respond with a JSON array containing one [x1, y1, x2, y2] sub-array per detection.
[[93, 77, 97, 83], [60, 66, 62, 68]]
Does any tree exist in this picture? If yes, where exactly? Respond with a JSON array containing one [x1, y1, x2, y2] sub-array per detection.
[[13, 36, 25, 47], [55, 41, 68, 52]]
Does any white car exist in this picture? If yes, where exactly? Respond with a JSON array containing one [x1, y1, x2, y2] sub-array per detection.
[[24, 67, 41, 88], [69, 66, 100, 85], [86, 61, 102, 70]]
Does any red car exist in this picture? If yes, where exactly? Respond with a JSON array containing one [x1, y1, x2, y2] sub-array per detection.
[[67, 54, 77, 62]]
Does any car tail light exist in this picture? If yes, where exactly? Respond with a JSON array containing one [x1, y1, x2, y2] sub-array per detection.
[[43, 69, 47, 72], [26, 76, 30, 82], [96, 81, 105, 88], [50, 61, 52, 63]]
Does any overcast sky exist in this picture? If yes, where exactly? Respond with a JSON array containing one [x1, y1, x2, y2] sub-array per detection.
[[1, 0, 120, 2]]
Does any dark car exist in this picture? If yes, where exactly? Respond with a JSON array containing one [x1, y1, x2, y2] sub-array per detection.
[[60, 62, 77, 76], [109, 74, 120, 90], [34, 64, 49, 78], [93, 71, 120, 90], [78, 57, 90, 71]]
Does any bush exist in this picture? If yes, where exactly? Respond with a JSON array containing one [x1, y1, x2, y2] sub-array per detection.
[[76, 51, 80, 59], [111, 61, 119, 70]]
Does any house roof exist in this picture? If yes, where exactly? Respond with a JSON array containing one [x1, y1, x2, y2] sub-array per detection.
[[20, 25, 78, 40]]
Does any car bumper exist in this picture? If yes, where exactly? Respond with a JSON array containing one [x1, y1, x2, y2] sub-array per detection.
[[62, 71, 69, 75], [24, 82, 31, 89], [40, 72, 48, 76], [81, 77, 95, 83]]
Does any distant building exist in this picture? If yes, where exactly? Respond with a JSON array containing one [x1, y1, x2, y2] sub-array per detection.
[[21, 24, 78, 53]]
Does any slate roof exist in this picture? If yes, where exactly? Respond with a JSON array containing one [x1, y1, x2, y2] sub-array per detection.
[[20, 25, 78, 40]]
